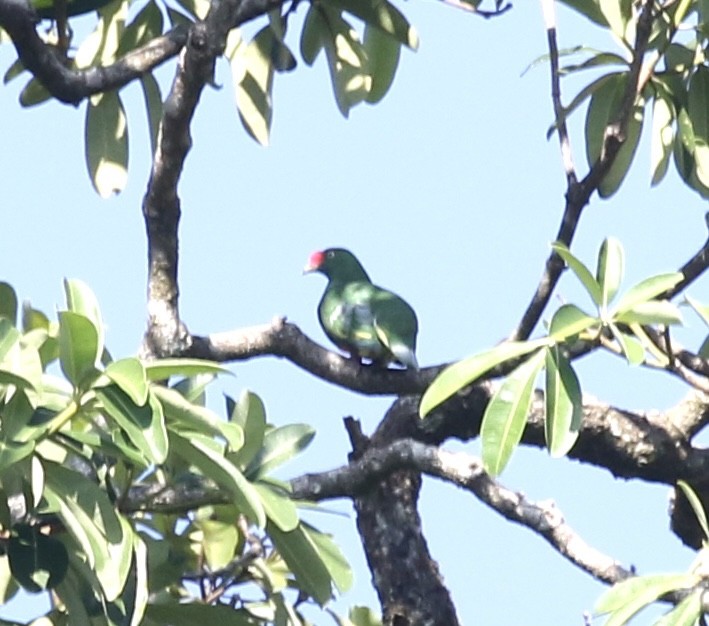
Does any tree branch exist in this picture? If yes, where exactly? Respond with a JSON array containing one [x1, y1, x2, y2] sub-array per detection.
[[140, 0, 290, 357], [0, 0, 187, 105], [187, 318, 437, 395], [291, 438, 634, 585], [510, 0, 656, 342]]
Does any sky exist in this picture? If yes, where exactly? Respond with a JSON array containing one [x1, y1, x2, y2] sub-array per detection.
[[2, 0, 709, 624]]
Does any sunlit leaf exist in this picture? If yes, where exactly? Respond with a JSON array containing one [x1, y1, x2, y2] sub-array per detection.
[[551, 241, 603, 306], [609, 324, 645, 365], [614, 300, 683, 326], [268, 522, 333, 605], [232, 26, 275, 146], [43, 462, 132, 601], [254, 482, 299, 531], [595, 573, 700, 625], [597, 237, 624, 309], [245, 423, 315, 479], [651, 89, 675, 186], [320, 6, 372, 117], [169, 432, 265, 527], [143, 358, 230, 381], [481, 348, 545, 476], [613, 273, 683, 314], [677, 481, 709, 543], [544, 347, 582, 457], [328, 0, 418, 49], [420, 339, 549, 417], [228, 390, 267, 470], [97, 384, 168, 464], [653, 588, 702, 626], [85, 91, 129, 198], [549, 303, 598, 341], [58, 311, 99, 388], [105, 357, 149, 406]]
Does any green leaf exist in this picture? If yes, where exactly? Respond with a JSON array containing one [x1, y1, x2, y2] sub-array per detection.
[[609, 324, 645, 365], [0, 441, 35, 473], [595, 574, 700, 625], [544, 347, 582, 457], [0, 318, 20, 363], [677, 481, 709, 543], [598, 0, 633, 41], [254, 482, 298, 531], [85, 90, 129, 198], [300, 4, 326, 65], [144, 358, 230, 381], [653, 589, 702, 626], [588, 73, 645, 198], [169, 432, 265, 527], [43, 461, 132, 602], [116, 0, 164, 55], [268, 522, 334, 605], [245, 423, 315, 479], [141, 73, 162, 155], [97, 385, 168, 465], [597, 237, 624, 309], [228, 390, 267, 470], [685, 295, 709, 327], [232, 26, 275, 146], [0, 283, 17, 324], [481, 348, 545, 476], [557, 0, 609, 26], [420, 339, 549, 417], [154, 385, 243, 450], [551, 241, 603, 306], [363, 27, 400, 104], [328, 0, 418, 49], [549, 304, 598, 342], [320, 6, 372, 117], [19, 76, 51, 107], [105, 358, 149, 406], [349, 606, 383, 626], [58, 311, 99, 388], [688, 66, 709, 187], [304, 523, 353, 594], [651, 89, 675, 186], [195, 518, 239, 571], [613, 273, 683, 314], [614, 300, 683, 326]]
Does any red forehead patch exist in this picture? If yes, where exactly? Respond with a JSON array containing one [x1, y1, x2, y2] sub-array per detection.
[[308, 250, 325, 268]]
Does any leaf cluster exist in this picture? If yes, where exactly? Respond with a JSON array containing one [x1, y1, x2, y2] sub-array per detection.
[[0, 280, 375, 625], [420, 238, 684, 475]]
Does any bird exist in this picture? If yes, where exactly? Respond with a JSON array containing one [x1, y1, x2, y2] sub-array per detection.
[[304, 248, 419, 369]]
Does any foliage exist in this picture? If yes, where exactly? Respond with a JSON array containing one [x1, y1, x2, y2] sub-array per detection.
[[0, 280, 363, 625], [1, 0, 423, 195], [420, 237, 683, 474]]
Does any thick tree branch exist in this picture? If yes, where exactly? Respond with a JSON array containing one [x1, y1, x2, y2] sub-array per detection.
[[291, 438, 633, 585], [141, 0, 290, 357], [187, 318, 437, 395], [511, 0, 656, 342], [0, 0, 187, 104]]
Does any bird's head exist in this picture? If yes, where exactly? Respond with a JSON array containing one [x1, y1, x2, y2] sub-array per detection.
[[303, 248, 370, 282]]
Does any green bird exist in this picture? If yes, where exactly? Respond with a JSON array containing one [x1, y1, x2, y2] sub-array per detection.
[[304, 248, 419, 369]]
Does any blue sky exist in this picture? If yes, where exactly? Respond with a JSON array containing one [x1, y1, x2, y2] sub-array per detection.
[[2, 0, 709, 623]]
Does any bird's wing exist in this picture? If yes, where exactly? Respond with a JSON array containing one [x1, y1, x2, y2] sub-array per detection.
[[371, 288, 419, 369]]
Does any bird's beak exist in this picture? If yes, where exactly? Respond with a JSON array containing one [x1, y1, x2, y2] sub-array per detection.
[[302, 262, 316, 275]]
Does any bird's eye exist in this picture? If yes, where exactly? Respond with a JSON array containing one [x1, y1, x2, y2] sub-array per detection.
[[327, 251, 334, 258]]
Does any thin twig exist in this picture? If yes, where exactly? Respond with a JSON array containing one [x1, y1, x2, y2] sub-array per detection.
[[541, 0, 576, 186], [510, 0, 656, 342]]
